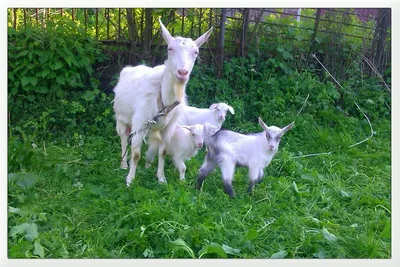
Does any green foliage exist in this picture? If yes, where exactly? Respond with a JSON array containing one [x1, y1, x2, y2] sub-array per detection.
[[8, 18, 106, 100], [7, 9, 391, 259]]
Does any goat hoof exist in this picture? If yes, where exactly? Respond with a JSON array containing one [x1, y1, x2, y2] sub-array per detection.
[[126, 177, 133, 187], [145, 162, 151, 169], [158, 177, 167, 184], [121, 165, 128, 170]]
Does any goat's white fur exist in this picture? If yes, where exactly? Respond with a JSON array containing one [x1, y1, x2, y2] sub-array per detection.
[[184, 102, 234, 126], [145, 102, 235, 169], [113, 19, 213, 186], [155, 123, 219, 182], [196, 117, 294, 197]]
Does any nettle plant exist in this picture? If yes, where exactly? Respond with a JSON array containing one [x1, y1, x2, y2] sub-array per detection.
[[8, 18, 106, 102]]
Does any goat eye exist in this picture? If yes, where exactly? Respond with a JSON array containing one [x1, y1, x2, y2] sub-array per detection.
[[168, 47, 173, 52], [194, 51, 199, 55], [192, 133, 195, 136]]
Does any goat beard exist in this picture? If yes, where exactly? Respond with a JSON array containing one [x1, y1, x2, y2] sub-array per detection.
[[174, 83, 185, 102]]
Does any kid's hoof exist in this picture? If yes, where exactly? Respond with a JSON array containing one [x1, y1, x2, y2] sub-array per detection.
[[158, 177, 167, 184]]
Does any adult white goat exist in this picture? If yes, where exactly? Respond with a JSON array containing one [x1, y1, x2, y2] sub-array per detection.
[[144, 102, 235, 169], [156, 123, 219, 182], [196, 117, 294, 197], [113, 19, 213, 186]]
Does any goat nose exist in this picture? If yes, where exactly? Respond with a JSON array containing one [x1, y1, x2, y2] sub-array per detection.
[[178, 69, 188, 76], [198, 143, 203, 148], [269, 145, 275, 150]]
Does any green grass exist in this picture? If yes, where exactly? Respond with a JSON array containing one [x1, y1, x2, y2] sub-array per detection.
[[7, 112, 391, 258]]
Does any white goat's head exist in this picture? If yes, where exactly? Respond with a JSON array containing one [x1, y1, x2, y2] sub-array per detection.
[[178, 123, 219, 149], [209, 103, 235, 122], [258, 117, 294, 152], [160, 19, 213, 84]]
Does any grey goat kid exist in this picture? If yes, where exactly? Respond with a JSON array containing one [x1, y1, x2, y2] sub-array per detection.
[[196, 117, 294, 197]]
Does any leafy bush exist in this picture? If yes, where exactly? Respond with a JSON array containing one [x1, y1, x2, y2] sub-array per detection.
[[8, 18, 109, 141], [8, 18, 106, 99]]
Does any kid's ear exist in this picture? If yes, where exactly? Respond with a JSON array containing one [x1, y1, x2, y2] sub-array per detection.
[[258, 117, 269, 132], [209, 103, 218, 110], [281, 122, 294, 134], [227, 105, 235, 115]]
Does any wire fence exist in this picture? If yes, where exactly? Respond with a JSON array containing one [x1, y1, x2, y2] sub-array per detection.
[[8, 8, 391, 87]]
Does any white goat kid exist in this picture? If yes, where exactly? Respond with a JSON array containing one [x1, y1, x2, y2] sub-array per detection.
[[113, 19, 213, 186], [196, 117, 294, 197], [144, 102, 234, 169], [184, 103, 235, 126], [156, 123, 219, 182]]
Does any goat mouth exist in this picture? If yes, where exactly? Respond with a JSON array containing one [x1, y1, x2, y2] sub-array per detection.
[[176, 75, 188, 83]]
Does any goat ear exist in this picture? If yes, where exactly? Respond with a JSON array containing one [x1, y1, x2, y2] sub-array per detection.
[[159, 18, 174, 45], [204, 123, 219, 136], [281, 122, 294, 134], [258, 117, 269, 132], [228, 105, 235, 115], [195, 26, 213, 48], [209, 103, 218, 110]]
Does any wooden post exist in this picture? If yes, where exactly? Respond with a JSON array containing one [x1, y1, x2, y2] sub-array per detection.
[[72, 8, 75, 21], [35, 8, 38, 24], [310, 8, 322, 51], [216, 8, 227, 78], [60, 8, 63, 17]]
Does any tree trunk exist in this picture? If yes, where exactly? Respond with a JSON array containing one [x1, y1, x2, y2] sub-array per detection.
[[144, 8, 153, 54], [126, 8, 137, 44]]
